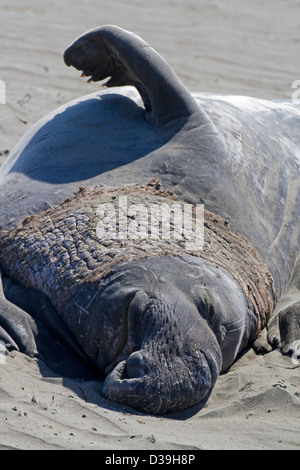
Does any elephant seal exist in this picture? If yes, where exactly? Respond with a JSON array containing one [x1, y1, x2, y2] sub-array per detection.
[[0, 26, 299, 414]]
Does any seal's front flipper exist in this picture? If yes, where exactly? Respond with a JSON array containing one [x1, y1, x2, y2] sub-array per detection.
[[0, 296, 38, 357], [2, 277, 97, 379], [254, 292, 300, 361], [271, 257, 300, 361], [3, 278, 88, 364], [266, 297, 300, 360], [0, 271, 37, 355], [254, 257, 300, 362], [279, 302, 300, 359], [64, 25, 200, 126]]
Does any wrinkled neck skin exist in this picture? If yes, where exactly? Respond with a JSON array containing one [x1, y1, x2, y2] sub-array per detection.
[[68, 255, 257, 415]]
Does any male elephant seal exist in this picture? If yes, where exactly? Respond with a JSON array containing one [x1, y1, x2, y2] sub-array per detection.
[[0, 26, 299, 415]]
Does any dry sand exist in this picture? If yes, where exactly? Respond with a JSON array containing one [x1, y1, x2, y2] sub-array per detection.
[[0, 0, 299, 450]]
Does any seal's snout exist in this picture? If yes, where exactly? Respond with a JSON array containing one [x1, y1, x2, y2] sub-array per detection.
[[102, 292, 222, 415]]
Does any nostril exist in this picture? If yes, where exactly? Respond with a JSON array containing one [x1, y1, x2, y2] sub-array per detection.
[[126, 351, 148, 378]]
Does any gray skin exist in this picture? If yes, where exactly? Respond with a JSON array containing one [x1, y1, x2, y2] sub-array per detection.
[[0, 25, 299, 414]]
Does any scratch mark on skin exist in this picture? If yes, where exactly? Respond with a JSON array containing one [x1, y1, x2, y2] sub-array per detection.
[[75, 302, 89, 323], [144, 273, 157, 297], [75, 291, 99, 323], [149, 269, 160, 294], [86, 291, 99, 309], [0, 195, 28, 217]]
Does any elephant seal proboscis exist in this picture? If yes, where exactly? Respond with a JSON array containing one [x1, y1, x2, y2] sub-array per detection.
[[0, 25, 299, 414]]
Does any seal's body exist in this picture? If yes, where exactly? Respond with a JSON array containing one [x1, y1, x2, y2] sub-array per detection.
[[0, 26, 298, 414]]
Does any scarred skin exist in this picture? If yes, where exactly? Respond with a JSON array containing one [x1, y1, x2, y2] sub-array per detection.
[[0, 26, 299, 414]]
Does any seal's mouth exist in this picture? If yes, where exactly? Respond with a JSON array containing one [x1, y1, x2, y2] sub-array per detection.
[[102, 341, 221, 415]]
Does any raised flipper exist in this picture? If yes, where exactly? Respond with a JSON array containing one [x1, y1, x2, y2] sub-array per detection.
[[254, 256, 300, 362], [64, 25, 201, 126]]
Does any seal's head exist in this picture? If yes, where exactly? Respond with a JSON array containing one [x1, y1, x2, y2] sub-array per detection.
[[100, 256, 224, 415]]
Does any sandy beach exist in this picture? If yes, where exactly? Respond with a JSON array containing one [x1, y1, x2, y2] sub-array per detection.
[[0, 0, 299, 450]]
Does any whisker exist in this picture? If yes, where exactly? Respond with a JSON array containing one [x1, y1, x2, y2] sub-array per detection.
[[226, 324, 247, 334], [226, 317, 245, 328]]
